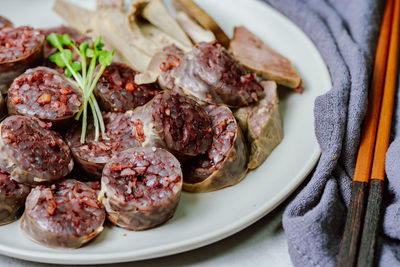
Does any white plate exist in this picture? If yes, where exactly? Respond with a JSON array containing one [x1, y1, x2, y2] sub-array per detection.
[[0, 0, 331, 264]]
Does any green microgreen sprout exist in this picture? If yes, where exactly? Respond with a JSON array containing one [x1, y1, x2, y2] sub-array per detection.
[[47, 33, 114, 144]]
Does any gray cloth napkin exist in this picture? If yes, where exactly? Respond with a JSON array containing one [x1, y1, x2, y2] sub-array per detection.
[[262, 0, 400, 266]]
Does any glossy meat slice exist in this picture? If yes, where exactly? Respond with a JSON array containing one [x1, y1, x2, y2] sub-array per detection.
[[20, 179, 105, 249], [0, 26, 45, 94], [234, 81, 283, 169], [130, 91, 213, 157], [0, 16, 13, 30], [230, 26, 302, 91], [183, 105, 248, 192], [66, 112, 140, 178], [0, 115, 74, 185], [0, 170, 30, 226], [95, 62, 160, 112], [100, 147, 182, 231], [166, 42, 264, 107], [7, 67, 83, 128]]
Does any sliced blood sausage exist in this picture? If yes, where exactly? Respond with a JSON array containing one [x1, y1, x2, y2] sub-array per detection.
[[7, 67, 83, 128], [0, 169, 30, 225], [20, 179, 105, 249], [130, 91, 213, 157], [0, 26, 45, 94], [183, 105, 248, 192], [234, 80, 283, 169], [0, 115, 74, 185], [99, 147, 182, 231], [94, 62, 160, 112], [0, 16, 13, 30], [163, 42, 264, 108], [66, 112, 140, 178]]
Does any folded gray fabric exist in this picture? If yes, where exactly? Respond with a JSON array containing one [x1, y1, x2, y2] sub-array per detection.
[[261, 0, 400, 266]]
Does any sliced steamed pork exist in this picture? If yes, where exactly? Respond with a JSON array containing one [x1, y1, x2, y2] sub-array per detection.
[[230, 26, 302, 91]]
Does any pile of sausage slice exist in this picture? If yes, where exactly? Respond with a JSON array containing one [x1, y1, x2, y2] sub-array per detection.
[[0, 21, 284, 249]]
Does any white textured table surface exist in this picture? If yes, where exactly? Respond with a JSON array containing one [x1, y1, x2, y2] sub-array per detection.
[[0, 200, 293, 266]]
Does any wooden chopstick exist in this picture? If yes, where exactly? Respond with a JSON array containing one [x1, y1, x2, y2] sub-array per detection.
[[357, 0, 400, 265], [337, 0, 395, 266]]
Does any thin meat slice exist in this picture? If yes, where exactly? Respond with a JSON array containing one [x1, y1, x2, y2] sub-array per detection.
[[234, 81, 283, 169], [230, 26, 302, 91], [95, 62, 160, 112], [0, 26, 45, 94], [20, 179, 105, 249], [183, 105, 248, 193], [7, 67, 83, 128], [130, 91, 213, 157], [165, 42, 264, 107], [176, 12, 216, 44], [141, 0, 193, 48], [100, 147, 182, 231], [0, 16, 13, 30], [66, 112, 140, 178], [0, 170, 30, 225], [0, 115, 74, 185]]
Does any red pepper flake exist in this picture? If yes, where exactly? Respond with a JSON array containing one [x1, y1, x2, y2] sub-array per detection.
[[125, 82, 136, 92], [110, 163, 123, 172], [11, 94, 21, 104], [134, 119, 145, 143], [60, 87, 73, 95], [36, 93, 52, 105], [46, 199, 57, 215], [160, 62, 169, 72]]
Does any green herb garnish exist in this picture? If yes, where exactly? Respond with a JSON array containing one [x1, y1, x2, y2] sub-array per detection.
[[47, 33, 114, 144]]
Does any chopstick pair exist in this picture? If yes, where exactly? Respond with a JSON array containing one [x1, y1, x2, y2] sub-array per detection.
[[337, 0, 400, 266]]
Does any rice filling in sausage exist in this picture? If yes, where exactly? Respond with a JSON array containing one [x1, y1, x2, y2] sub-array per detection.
[[0, 115, 74, 185], [0, 26, 45, 94], [130, 91, 213, 157], [7, 67, 83, 128], [100, 147, 182, 231], [183, 105, 248, 192], [20, 179, 105, 249], [0, 169, 30, 225]]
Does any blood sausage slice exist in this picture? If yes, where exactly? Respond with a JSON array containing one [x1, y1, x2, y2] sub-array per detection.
[[100, 147, 182, 231]]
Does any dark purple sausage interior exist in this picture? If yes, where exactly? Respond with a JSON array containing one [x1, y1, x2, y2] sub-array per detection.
[[165, 42, 264, 107], [0, 26, 44, 94], [7, 67, 83, 125], [0, 115, 73, 185], [0, 26, 44, 63], [184, 105, 237, 183], [95, 62, 160, 112], [66, 112, 140, 177], [0, 169, 30, 225], [20, 179, 105, 249], [132, 91, 213, 156], [101, 147, 182, 230], [0, 16, 13, 30]]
